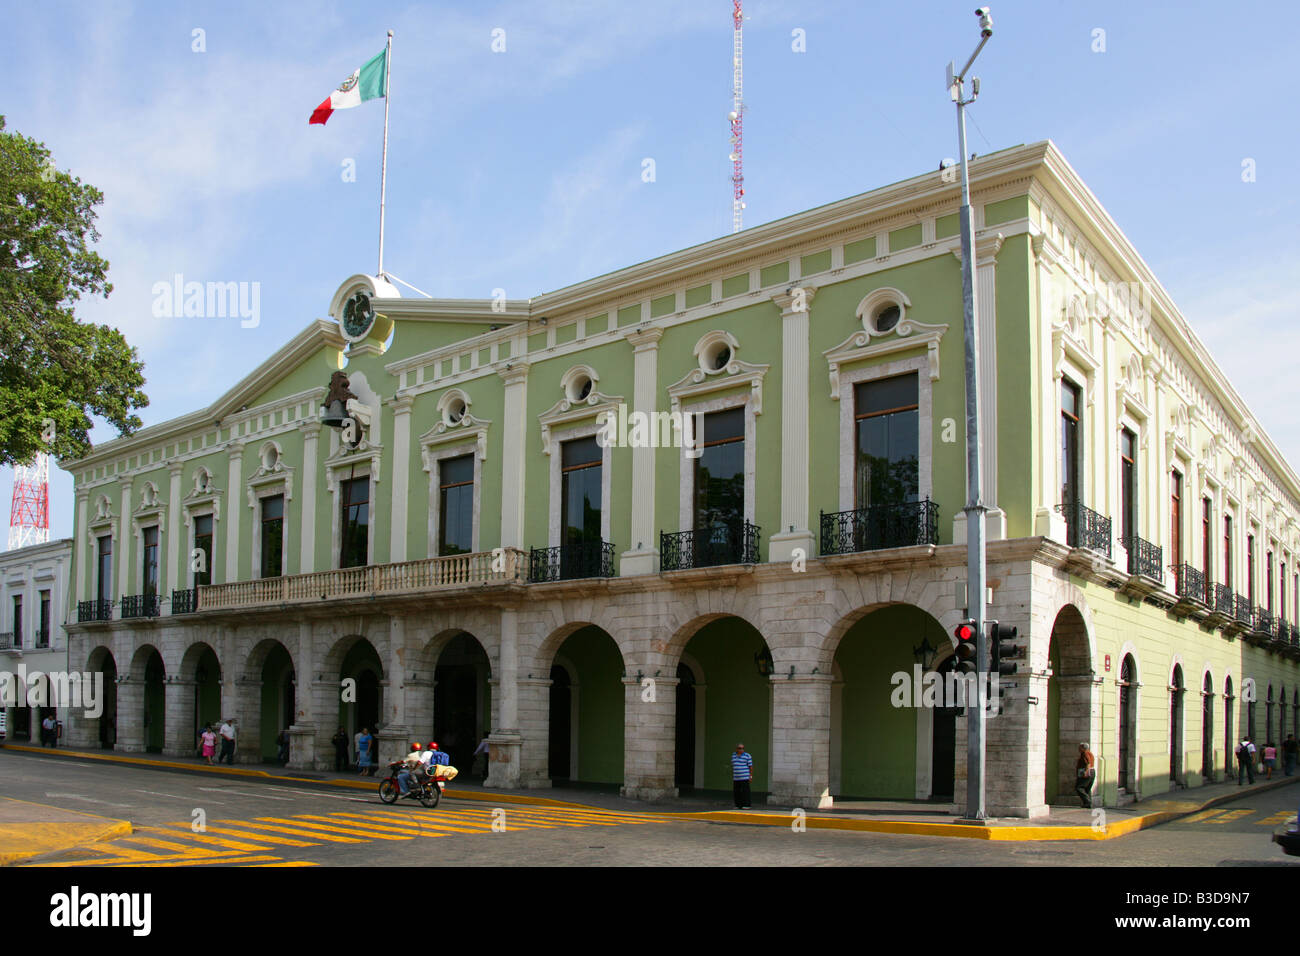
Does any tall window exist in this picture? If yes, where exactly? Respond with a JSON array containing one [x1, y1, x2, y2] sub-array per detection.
[[1170, 471, 1183, 567], [142, 526, 159, 597], [561, 437, 602, 545], [1060, 380, 1082, 509], [694, 407, 746, 532], [1248, 533, 1256, 602], [1223, 516, 1233, 590], [1268, 551, 1275, 613], [193, 514, 214, 587], [97, 535, 113, 602], [438, 456, 474, 556], [339, 478, 369, 568], [1283, 563, 1288, 623], [854, 374, 919, 509], [261, 495, 284, 578], [1120, 429, 1137, 542], [38, 591, 50, 647], [11, 595, 21, 647], [1201, 498, 1211, 600]]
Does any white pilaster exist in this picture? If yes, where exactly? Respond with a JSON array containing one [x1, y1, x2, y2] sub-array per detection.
[[225, 442, 244, 583], [769, 286, 817, 562], [118, 483, 132, 600], [74, 491, 89, 604], [389, 395, 414, 563], [299, 423, 319, 574], [622, 328, 663, 575], [498, 363, 530, 550], [166, 462, 182, 595]]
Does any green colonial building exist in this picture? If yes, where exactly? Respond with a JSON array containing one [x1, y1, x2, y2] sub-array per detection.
[[61, 140, 1300, 815]]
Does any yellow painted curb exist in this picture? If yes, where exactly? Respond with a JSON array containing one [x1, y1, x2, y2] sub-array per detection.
[[0, 795, 134, 866]]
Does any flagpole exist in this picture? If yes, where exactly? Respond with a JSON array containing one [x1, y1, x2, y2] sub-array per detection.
[[378, 29, 392, 278]]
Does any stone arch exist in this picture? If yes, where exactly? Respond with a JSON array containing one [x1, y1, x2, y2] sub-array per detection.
[[242, 637, 296, 763], [1117, 651, 1139, 795], [127, 644, 166, 754], [538, 622, 625, 787], [1200, 667, 1215, 784], [1224, 674, 1237, 778], [427, 629, 493, 772], [325, 635, 385, 754], [1170, 662, 1186, 785], [1045, 603, 1095, 805], [85, 645, 118, 750], [180, 641, 223, 744]]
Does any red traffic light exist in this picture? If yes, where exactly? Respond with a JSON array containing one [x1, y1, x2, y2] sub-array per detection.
[[954, 622, 976, 642]]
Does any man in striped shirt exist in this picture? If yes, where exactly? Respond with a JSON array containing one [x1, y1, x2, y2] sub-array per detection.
[[731, 743, 754, 809]]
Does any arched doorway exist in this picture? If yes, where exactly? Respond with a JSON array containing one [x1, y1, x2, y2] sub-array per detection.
[[1169, 664, 1184, 784], [930, 655, 958, 800], [182, 643, 222, 744], [544, 626, 623, 787], [677, 616, 771, 795], [1118, 655, 1137, 794], [1045, 605, 1093, 805], [338, 638, 383, 747], [1266, 685, 1275, 749], [434, 632, 491, 773], [1201, 672, 1213, 783], [674, 662, 698, 789], [1224, 676, 1235, 778], [87, 647, 117, 750], [260, 643, 294, 762], [143, 649, 166, 753], [832, 604, 948, 800]]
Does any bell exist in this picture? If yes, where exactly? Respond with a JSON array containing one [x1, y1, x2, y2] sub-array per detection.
[[321, 399, 348, 428]]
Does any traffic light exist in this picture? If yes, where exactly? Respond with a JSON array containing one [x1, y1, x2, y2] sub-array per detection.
[[989, 621, 1022, 676], [954, 620, 978, 674]]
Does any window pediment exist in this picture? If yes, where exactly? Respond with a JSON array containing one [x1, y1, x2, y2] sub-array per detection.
[[667, 360, 767, 415], [538, 391, 624, 454], [824, 319, 947, 399], [419, 415, 492, 468]]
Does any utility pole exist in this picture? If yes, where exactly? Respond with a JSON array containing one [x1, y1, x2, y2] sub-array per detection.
[[948, 6, 995, 821]]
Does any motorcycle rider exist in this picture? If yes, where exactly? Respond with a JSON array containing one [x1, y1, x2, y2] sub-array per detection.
[[426, 741, 450, 786], [396, 742, 425, 797]]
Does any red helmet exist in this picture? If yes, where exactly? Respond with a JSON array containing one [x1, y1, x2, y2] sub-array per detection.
[[410, 742, 421, 752], [427, 741, 438, 750]]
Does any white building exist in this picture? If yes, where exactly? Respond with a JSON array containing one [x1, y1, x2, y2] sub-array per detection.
[[1, 538, 73, 743]]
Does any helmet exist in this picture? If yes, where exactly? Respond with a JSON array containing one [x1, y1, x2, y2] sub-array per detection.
[[428, 741, 438, 750], [410, 742, 421, 752]]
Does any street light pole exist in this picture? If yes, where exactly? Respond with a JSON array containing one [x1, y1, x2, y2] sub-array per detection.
[[949, 6, 994, 822]]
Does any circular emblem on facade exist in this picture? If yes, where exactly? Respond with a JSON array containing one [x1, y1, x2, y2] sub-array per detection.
[[337, 71, 359, 94], [342, 290, 375, 340]]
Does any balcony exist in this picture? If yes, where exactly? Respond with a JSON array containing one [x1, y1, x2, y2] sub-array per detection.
[[197, 548, 528, 612], [171, 588, 198, 615], [1122, 535, 1162, 580], [1254, 608, 1275, 638], [120, 593, 161, 619], [1172, 564, 1207, 605], [0, 632, 14, 651], [1212, 583, 1235, 617], [528, 541, 616, 583], [819, 499, 940, 556], [1056, 502, 1112, 559], [1233, 594, 1254, 627], [77, 599, 114, 623], [35, 629, 50, 649], [661, 520, 761, 572]]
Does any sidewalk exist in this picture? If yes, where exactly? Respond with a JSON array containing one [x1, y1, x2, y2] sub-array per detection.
[[3, 741, 1295, 842], [0, 795, 132, 866]]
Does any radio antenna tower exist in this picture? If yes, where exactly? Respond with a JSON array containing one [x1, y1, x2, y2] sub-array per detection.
[[8, 455, 51, 550], [729, 0, 746, 233]]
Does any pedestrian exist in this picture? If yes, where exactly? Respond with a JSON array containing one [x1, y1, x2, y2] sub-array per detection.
[[473, 731, 491, 783], [276, 728, 291, 766], [218, 717, 236, 764], [357, 727, 373, 775], [1075, 742, 1097, 808], [367, 729, 379, 776], [41, 713, 55, 748], [1236, 737, 1256, 785], [1284, 734, 1298, 777], [1263, 741, 1277, 780], [199, 724, 217, 765], [332, 726, 350, 773], [353, 726, 364, 770], [730, 742, 754, 809]]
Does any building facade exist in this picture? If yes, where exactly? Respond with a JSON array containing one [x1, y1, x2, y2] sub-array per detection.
[[60, 141, 1300, 815], [1, 538, 73, 741]]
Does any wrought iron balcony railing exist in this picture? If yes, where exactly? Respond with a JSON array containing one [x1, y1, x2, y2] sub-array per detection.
[[171, 588, 198, 615], [35, 629, 50, 649], [1122, 535, 1163, 579], [1172, 564, 1206, 604], [1056, 502, 1112, 558], [0, 632, 13, 650], [120, 593, 161, 619], [819, 499, 941, 556], [1212, 583, 1235, 616], [1255, 608, 1275, 636], [1233, 594, 1253, 626], [77, 599, 114, 623], [528, 541, 616, 583], [661, 520, 761, 571]]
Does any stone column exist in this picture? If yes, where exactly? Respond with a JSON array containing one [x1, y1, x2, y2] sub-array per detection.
[[163, 678, 196, 756], [488, 608, 522, 787], [115, 677, 145, 753], [299, 422, 319, 574], [497, 363, 530, 550], [224, 443, 245, 584], [621, 673, 678, 800], [769, 674, 833, 807], [388, 395, 414, 564], [622, 328, 664, 575], [74, 491, 89, 606], [232, 676, 261, 764], [769, 287, 816, 563], [118, 484, 133, 602], [289, 620, 319, 770], [166, 462, 183, 597], [517, 676, 552, 788]]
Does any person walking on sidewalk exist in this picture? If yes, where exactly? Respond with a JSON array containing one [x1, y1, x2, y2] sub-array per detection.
[[41, 713, 56, 748], [1284, 734, 1298, 777], [199, 724, 217, 765], [1263, 741, 1277, 780], [1237, 737, 1256, 785], [332, 727, 350, 772], [357, 727, 373, 775], [218, 718, 237, 764], [730, 743, 754, 809], [474, 732, 491, 783], [1075, 742, 1097, 808]]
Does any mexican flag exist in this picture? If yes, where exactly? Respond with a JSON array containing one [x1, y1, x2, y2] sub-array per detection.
[[309, 48, 387, 125]]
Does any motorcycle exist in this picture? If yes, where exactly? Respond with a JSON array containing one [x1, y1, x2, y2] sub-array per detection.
[[379, 761, 443, 808]]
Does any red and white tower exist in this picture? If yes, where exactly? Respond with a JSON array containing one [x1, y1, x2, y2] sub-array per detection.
[[729, 0, 746, 233], [8, 454, 51, 550]]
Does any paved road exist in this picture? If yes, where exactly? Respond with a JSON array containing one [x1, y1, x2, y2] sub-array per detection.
[[5, 749, 1298, 867]]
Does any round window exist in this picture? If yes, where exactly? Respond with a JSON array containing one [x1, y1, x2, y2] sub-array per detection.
[[446, 398, 467, 424], [567, 374, 594, 403], [261, 446, 279, 471], [874, 304, 901, 333]]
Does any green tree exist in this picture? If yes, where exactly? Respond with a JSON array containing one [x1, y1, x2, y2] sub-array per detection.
[[0, 115, 147, 468]]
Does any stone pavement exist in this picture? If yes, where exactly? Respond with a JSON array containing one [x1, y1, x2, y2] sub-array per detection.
[[0, 794, 132, 865], [3, 741, 1296, 842]]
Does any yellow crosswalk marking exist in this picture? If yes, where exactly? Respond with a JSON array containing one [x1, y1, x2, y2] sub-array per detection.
[[262, 816, 409, 840], [1255, 811, 1296, 826], [116, 836, 231, 857], [143, 826, 276, 853], [229, 820, 366, 843], [1182, 810, 1227, 824], [130, 855, 283, 867], [248, 861, 319, 867], [330, 812, 478, 834], [1204, 809, 1253, 824], [194, 824, 322, 847]]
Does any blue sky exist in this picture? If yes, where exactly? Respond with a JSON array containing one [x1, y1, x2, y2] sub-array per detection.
[[3, 0, 1296, 544]]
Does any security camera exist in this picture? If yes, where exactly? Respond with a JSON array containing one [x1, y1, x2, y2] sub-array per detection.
[[975, 7, 993, 37]]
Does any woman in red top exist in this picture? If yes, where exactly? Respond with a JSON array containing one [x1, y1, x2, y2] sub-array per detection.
[[1075, 743, 1096, 808]]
